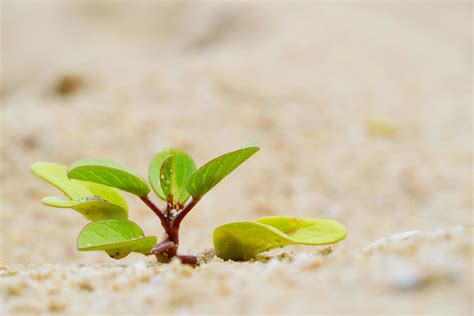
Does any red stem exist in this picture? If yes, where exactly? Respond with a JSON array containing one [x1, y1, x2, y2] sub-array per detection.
[[166, 197, 200, 246], [150, 240, 175, 255], [139, 196, 172, 235], [172, 197, 200, 230], [176, 254, 198, 265], [140, 195, 201, 265]]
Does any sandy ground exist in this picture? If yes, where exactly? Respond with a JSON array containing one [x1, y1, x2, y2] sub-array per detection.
[[0, 1, 472, 315]]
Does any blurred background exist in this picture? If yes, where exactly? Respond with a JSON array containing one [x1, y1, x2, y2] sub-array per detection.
[[0, 1, 472, 266]]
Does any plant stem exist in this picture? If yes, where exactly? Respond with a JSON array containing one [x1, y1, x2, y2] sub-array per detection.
[[172, 197, 200, 230], [139, 196, 172, 235], [167, 197, 200, 246], [150, 240, 175, 255], [176, 254, 198, 265], [140, 195, 201, 265]]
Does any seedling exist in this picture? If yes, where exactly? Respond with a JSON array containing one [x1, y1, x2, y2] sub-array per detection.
[[31, 144, 347, 265]]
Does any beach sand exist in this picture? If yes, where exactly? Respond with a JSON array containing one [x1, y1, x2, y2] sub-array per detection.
[[1, 2, 472, 314]]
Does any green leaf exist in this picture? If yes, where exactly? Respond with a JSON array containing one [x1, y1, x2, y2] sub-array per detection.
[[31, 162, 128, 219], [255, 217, 347, 245], [213, 222, 292, 261], [213, 216, 347, 261], [31, 162, 91, 200], [42, 196, 127, 221], [80, 181, 128, 212], [160, 155, 196, 209], [186, 144, 259, 199], [77, 219, 157, 259], [67, 159, 150, 196], [149, 150, 196, 207]]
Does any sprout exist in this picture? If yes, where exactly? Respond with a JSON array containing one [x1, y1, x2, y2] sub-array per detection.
[[31, 144, 347, 265]]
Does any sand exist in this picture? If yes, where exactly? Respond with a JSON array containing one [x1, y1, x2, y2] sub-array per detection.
[[1, 2, 472, 315]]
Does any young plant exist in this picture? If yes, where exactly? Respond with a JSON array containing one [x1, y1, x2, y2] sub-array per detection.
[[31, 144, 348, 264], [31, 144, 260, 265]]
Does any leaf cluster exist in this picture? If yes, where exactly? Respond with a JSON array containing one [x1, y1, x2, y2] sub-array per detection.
[[32, 144, 347, 263], [31, 144, 260, 260]]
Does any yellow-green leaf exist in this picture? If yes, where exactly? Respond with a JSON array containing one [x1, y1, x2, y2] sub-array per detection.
[[77, 219, 157, 259], [255, 217, 347, 245], [31, 162, 91, 200], [149, 150, 196, 206], [67, 159, 150, 196], [213, 221, 293, 261], [31, 162, 128, 220], [42, 196, 127, 221], [80, 181, 128, 212], [213, 216, 347, 261], [187, 144, 259, 199]]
